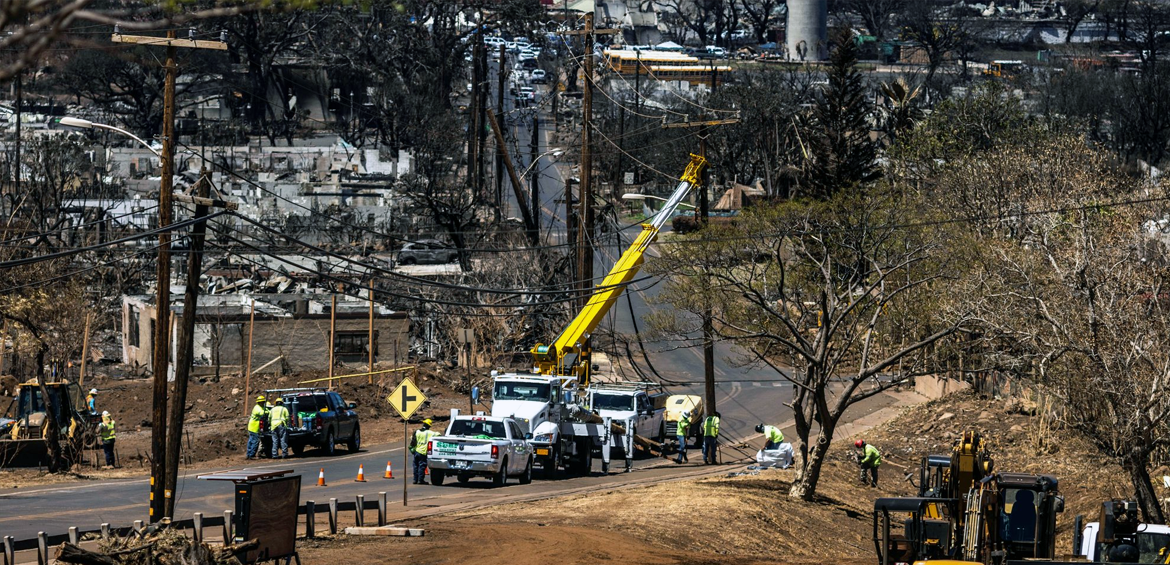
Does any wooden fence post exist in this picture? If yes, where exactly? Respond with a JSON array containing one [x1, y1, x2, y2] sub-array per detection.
[[305, 501, 316, 539], [193, 512, 203, 543], [223, 510, 233, 542]]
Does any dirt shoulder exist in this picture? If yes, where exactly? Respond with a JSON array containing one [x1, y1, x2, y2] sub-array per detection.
[[296, 389, 1136, 565]]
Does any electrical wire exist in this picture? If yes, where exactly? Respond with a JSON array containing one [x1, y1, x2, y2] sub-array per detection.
[[0, 242, 164, 294], [0, 204, 160, 247], [208, 228, 611, 311], [230, 211, 656, 296], [0, 211, 228, 270]]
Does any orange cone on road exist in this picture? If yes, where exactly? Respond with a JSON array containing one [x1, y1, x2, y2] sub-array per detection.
[[425, 465, 429, 476], [355, 464, 367, 482], [317, 468, 327, 487], [384, 462, 394, 479]]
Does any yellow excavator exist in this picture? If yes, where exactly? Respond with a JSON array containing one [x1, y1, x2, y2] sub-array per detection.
[[0, 380, 97, 466], [873, 431, 1064, 565]]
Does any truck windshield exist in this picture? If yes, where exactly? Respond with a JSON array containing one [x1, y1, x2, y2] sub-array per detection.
[[493, 382, 550, 402], [447, 419, 507, 439], [591, 393, 634, 411]]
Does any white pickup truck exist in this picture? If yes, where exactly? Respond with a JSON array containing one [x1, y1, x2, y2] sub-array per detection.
[[426, 412, 535, 487], [587, 383, 668, 451]]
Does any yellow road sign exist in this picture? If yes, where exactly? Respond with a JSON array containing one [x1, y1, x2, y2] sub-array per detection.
[[387, 377, 427, 419]]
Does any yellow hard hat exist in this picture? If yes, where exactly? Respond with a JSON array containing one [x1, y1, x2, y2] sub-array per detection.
[[256, 395, 266, 402], [423, 418, 433, 426]]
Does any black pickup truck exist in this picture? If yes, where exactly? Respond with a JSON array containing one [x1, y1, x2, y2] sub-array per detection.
[[267, 388, 361, 456]]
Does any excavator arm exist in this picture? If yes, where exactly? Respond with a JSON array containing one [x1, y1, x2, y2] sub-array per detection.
[[531, 154, 707, 385]]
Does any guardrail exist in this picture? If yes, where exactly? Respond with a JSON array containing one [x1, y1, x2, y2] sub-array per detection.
[[1, 493, 391, 565]]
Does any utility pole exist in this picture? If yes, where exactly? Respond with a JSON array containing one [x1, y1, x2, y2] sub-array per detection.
[[662, 116, 738, 421], [476, 18, 489, 201], [567, 14, 619, 309], [578, 14, 594, 309], [530, 114, 540, 236], [368, 279, 375, 384], [14, 70, 20, 199], [486, 108, 539, 246], [111, 28, 226, 523], [150, 30, 176, 524], [496, 44, 507, 214], [163, 171, 210, 519], [469, 34, 482, 199]]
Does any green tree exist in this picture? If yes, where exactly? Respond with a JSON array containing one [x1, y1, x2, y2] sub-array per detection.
[[796, 27, 879, 200]]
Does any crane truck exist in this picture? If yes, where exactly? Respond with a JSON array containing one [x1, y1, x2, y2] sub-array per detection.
[[490, 154, 707, 476]]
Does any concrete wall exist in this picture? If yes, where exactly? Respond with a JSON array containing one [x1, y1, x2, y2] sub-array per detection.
[[225, 316, 409, 372], [122, 297, 155, 370], [123, 296, 410, 375], [914, 375, 971, 400], [786, 0, 828, 61]]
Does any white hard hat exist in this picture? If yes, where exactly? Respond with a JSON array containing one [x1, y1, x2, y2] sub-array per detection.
[[102, 411, 110, 417], [90, 388, 98, 394], [681, 410, 690, 418]]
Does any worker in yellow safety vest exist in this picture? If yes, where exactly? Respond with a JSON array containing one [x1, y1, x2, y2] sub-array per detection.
[[755, 423, 785, 450], [702, 411, 721, 465], [87, 389, 99, 416], [855, 439, 882, 487], [675, 410, 691, 464], [246, 395, 268, 459], [409, 419, 440, 484], [97, 411, 116, 468], [269, 397, 291, 459]]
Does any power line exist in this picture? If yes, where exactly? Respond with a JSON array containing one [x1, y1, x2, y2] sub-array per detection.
[[0, 242, 164, 294], [229, 211, 655, 296], [0, 211, 228, 269], [0, 204, 160, 247]]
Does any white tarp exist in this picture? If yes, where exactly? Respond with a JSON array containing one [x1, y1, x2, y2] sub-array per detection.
[[755, 443, 794, 468]]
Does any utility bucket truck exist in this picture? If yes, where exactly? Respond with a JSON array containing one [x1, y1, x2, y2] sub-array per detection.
[[490, 154, 707, 476]]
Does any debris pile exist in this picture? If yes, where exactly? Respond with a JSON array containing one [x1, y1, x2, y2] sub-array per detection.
[[56, 526, 256, 565]]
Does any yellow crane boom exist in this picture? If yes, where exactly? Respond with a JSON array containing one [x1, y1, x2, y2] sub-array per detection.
[[530, 153, 707, 386]]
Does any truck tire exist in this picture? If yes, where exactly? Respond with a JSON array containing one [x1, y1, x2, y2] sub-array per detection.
[[430, 469, 446, 486], [571, 439, 592, 475], [347, 426, 361, 452], [540, 446, 561, 479], [323, 430, 335, 456], [493, 458, 508, 487], [519, 458, 533, 484]]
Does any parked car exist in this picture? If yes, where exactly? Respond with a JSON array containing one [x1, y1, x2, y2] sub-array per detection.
[[269, 388, 361, 456], [426, 413, 534, 486], [396, 239, 459, 265], [530, 69, 547, 84]]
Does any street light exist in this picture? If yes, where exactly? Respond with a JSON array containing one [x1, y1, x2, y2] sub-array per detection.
[[520, 148, 565, 179], [622, 193, 696, 208], [58, 117, 160, 157]]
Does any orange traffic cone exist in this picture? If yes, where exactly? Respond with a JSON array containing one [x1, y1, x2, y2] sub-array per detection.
[[317, 468, 327, 487], [425, 466, 429, 476], [355, 464, 367, 482], [384, 462, 394, 479]]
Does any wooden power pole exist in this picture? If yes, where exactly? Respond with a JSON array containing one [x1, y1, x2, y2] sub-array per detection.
[[566, 14, 618, 309], [110, 29, 226, 523], [661, 72, 737, 418]]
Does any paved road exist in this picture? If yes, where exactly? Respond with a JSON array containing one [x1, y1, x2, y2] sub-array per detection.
[[0, 380, 904, 542]]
